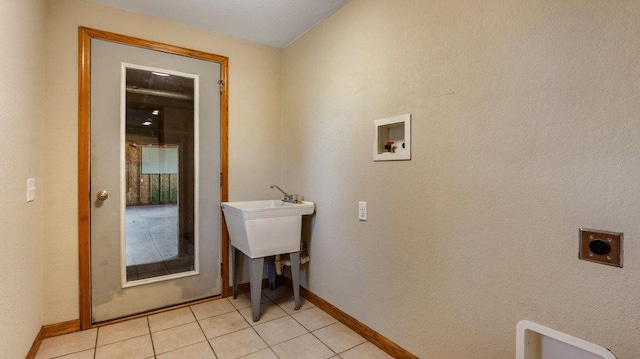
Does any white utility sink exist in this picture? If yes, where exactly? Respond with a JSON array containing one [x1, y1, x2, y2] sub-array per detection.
[[222, 199, 314, 321], [221, 200, 315, 258]]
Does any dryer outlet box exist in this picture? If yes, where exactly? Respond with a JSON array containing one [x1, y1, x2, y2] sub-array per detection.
[[579, 228, 622, 268]]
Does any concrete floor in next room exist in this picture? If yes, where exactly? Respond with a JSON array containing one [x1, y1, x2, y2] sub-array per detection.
[[125, 204, 197, 280], [35, 286, 393, 359], [125, 204, 179, 267]]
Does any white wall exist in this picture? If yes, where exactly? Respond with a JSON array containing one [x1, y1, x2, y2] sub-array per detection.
[[43, 0, 283, 324], [283, 0, 640, 357], [0, 0, 46, 357]]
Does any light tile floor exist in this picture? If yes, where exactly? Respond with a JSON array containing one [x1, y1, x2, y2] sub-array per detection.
[[35, 287, 393, 359]]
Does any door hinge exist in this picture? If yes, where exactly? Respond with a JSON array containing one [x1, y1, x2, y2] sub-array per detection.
[[220, 172, 223, 187], [217, 79, 224, 94]]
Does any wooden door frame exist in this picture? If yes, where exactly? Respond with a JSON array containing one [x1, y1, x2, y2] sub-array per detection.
[[78, 27, 229, 330]]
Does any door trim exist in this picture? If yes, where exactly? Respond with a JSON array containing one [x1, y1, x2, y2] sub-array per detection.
[[78, 27, 229, 330]]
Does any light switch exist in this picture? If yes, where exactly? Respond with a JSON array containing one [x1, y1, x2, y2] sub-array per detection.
[[27, 178, 35, 202]]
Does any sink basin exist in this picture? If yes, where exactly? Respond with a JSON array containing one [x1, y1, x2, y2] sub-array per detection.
[[221, 200, 314, 258]]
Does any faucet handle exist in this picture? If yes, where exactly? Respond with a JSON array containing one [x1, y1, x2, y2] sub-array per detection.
[[283, 193, 301, 203], [286, 194, 302, 203]]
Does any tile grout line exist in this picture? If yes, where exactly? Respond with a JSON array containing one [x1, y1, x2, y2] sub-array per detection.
[[145, 316, 157, 358], [254, 294, 327, 358], [42, 332, 98, 359], [93, 326, 98, 359], [221, 297, 267, 359], [245, 295, 278, 358], [284, 311, 340, 358], [189, 303, 220, 358], [275, 293, 366, 357], [150, 311, 205, 356], [196, 297, 272, 358], [251, 293, 309, 357], [306, 326, 339, 357], [308, 318, 356, 356]]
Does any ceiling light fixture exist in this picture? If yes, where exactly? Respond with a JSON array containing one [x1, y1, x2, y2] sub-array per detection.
[[151, 71, 170, 77], [142, 120, 152, 126], [152, 110, 160, 115]]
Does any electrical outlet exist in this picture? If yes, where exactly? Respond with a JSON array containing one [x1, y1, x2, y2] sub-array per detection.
[[358, 201, 367, 221]]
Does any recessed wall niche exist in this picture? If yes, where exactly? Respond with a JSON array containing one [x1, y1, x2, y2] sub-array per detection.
[[373, 114, 411, 161]]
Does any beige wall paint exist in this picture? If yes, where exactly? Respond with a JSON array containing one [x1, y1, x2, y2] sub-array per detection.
[[0, 0, 46, 357], [283, 0, 640, 357], [43, 0, 282, 324]]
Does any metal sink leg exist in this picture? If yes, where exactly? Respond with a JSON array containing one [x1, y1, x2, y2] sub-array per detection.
[[250, 257, 264, 322], [290, 251, 301, 310], [231, 247, 239, 299]]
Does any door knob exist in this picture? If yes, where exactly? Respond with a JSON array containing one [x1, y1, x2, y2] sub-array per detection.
[[96, 190, 109, 201]]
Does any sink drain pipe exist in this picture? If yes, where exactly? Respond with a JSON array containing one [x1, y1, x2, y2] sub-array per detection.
[[275, 253, 310, 275]]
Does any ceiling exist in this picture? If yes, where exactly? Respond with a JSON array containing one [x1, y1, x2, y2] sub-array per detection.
[[86, 0, 349, 48]]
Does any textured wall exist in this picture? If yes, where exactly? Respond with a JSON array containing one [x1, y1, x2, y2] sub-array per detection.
[[0, 0, 46, 357], [43, 0, 283, 324], [282, 0, 640, 357]]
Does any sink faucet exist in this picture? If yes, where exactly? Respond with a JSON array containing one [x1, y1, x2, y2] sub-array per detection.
[[270, 185, 300, 203]]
